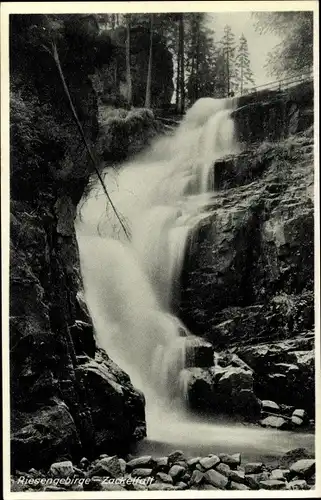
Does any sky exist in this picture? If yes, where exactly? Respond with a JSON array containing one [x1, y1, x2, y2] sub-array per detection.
[[207, 12, 281, 87]]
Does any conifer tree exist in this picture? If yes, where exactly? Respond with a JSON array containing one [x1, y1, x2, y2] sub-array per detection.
[[235, 33, 255, 95], [220, 25, 237, 95]]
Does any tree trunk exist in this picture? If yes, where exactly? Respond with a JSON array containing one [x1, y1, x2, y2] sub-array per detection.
[[178, 14, 185, 113], [145, 14, 153, 108], [125, 17, 132, 107], [176, 24, 180, 111]]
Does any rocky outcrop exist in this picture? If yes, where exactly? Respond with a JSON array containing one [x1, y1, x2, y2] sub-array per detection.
[[10, 14, 146, 472], [179, 84, 314, 415], [232, 81, 313, 145]]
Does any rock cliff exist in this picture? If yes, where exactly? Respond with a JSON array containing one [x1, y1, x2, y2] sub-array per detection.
[[179, 82, 314, 416], [10, 14, 146, 471]]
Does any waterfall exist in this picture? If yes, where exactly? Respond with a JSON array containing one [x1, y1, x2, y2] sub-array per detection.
[[75, 97, 238, 416]]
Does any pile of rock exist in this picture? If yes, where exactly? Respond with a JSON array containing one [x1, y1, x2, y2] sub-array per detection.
[[11, 448, 315, 492], [260, 400, 313, 430]]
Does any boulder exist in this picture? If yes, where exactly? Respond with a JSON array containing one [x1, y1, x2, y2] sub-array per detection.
[[244, 462, 263, 475], [167, 450, 185, 465], [260, 415, 289, 429], [76, 349, 146, 454], [49, 460, 74, 478], [11, 402, 81, 470], [245, 472, 270, 489], [199, 455, 220, 470], [148, 482, 176, 491], [230, 481, 250, 490], [87, 456, 122, 478], [228, 469, 245, 483], [204, 469, 228, 489], [184, 336, 214, 368], [291, 415, 304, 426], [259, 479, 287, 490], [270, 469, 290, 481], [187, 457, 200, 468], [262, 400, 280, 413], [279, 448, 313, 468], [127, 456, 154, 470], [189, 469, 204, 486], [156, 472, 173, 484], [292, 408, 308, 420], [290, 459, 315, 477], [131, 468, 153, 478], [218, 453, 241, 468], [168, 465, 186, 481], [179, 368, 214, 410], [286, 479, 309, 490], [216, 463, 231, 476]]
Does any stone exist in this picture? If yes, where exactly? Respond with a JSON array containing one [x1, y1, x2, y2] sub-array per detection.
[[279, 447, 313, 468], [87, 456, 122, 478], [199, 455, 220, 470], [245, 472, 269, 489], [176, 481, 188, 490], [189, 469, 204, 486], [119, 458, 127, 474], [49, 461, 74, 478], [184, 337, 214, 368], [244, 462, 263, 474], [291, 415, 304, 426], [290, 459, 315, 477], [168, 450, 185, 465], [178, 368, 214, 410], [126, 456, 154, 470], [287, 479, 309, 490], [262, 400, 280, 413], [259, 479, 287, 490], [270, 468, 290, 481], [11, 403, 81, 471], [148, 482, 176, 491], [155, 457, 168, 472], [218, 453, 241, 468], [196, 463, 205, 472], [260, 415, 289, 429], [204, 469, 229, 489], [216, 463, 231, 476], [228, 469, 245, 483], [131, 468, 153, 478], [156, 472, 173, 484], [168, 465, 185, 481], [99, 483, 126, 491], [230, 481, 250, 490], [187, 457, 200, 468], [292, 408, 308, 420]]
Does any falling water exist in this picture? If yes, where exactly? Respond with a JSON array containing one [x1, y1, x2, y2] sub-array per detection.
[[76, 97, 237, 407], [75, 96, 315, 460]]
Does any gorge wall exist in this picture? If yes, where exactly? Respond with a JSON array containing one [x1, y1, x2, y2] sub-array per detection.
[[9, 14, 156, 471], [179, 81, 314, 415]]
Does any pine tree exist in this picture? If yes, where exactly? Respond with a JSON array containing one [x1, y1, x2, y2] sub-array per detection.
[[235, 33, 255, 95], [220, 25, 237, 96]]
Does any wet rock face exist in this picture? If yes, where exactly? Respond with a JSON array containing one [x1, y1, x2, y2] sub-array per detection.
[[179, 85, 314, 412], [10, 15, 146, 471], [232, 81, 313, 145]]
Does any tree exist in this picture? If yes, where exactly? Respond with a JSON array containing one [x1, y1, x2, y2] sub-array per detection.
[[252, 11, 313, 78], [177, 13, 185, 113], [220, 25, 237, 95], [144, 14, 153, 108], [235, 33, 255, 95], [124, 14, 132, 106]]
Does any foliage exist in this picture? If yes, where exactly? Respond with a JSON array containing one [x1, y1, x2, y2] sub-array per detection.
[[252, 11, 313, 78], [235, 34, 255, 94]]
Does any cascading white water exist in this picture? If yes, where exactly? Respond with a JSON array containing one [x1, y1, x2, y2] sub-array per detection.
[[75, 97, 315, 460], [76, 97, 238, 412]]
